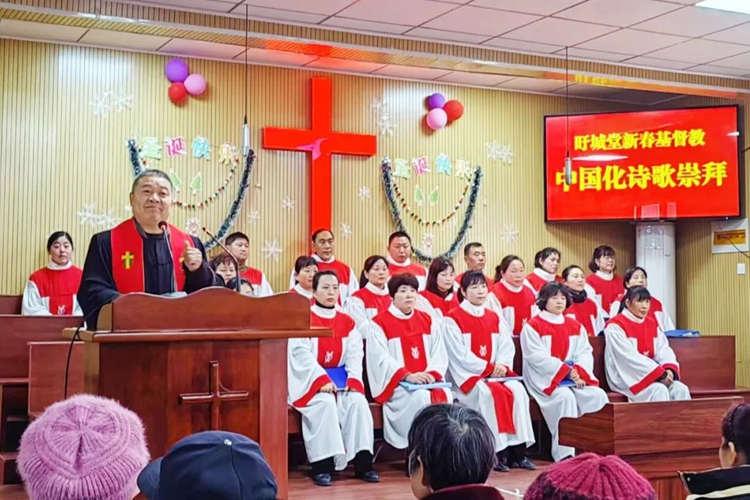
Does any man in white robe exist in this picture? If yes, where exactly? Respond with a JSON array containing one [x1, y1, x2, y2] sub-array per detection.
[[288, 271, 379, 487]]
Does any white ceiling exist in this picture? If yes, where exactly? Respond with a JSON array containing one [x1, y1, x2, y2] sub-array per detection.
[[111, 0, 750, 78]]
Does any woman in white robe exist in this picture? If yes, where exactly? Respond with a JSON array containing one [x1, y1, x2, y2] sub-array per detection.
[[416, 257, 460, 322], [562, 265, 606, 337], [608, 266, 676, 332], [288, 270, 379, 487], [604, 286, 690, 403], [289, 256, 318, 302], [345, 255, 391, 337], [444, 271, 536, 472], [521, 282, 608, 462], [366, 272, 452, 450]]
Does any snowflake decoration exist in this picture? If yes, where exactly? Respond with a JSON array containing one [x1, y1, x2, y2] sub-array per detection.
[[282, 196, 295, 210], [261, 239, 283, 262], [110, 89, 133, 113], [89, 91, 113, 117], [123, 204, 132, 216], [501, 223, 519, 245], [486, 141, 515, 164], [358, 186, 371, 201], [185, 218, 201, 237], [97, 208, 122, 229], [341, 223, 352, 239], [248, 210, 260, 223], [77, 204, 98, 227], [77, 204, 123, 229], [422, 233, 435, 257]]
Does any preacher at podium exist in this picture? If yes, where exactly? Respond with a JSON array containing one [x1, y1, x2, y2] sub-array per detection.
[[78, 169, 220, 329]]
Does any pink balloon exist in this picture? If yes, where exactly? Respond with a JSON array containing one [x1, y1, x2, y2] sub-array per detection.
[[184, 74, 207, 96], [426, 108, 448, 130]]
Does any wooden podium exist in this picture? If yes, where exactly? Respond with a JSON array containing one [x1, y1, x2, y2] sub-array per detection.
[[560, 397, 742, 500], [63, 288, 329, 499]]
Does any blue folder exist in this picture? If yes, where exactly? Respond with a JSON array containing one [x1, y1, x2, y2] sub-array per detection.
[[399, 381, 452, 392], [664, 329, 700, 338], [561, 361, 577, 386], [325, 367, 348, 390]]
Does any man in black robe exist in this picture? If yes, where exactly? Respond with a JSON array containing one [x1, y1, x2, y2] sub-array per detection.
[[78, 169, 220, 329]]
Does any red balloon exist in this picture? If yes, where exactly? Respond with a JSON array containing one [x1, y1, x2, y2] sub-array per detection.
[[444, 100, 464, 122], [168, 82, 188, 103]]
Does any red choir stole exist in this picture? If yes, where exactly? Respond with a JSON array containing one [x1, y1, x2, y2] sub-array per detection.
[[612, 293, 665, 323], [566, 299, 599, 336], [388, 262, 427, 278], [448, 307, 516, 433], [606, 314, 664, 361], [456, 272, 494, 288], [352, 287, 391, 314], [110, 219, 191, 294], [240, 267, 264, 286], [526, 272, 563, 292], [314, 258, 352, 285], [29, 266, 83, 315], [491, 282, 536, 335], [419, 289, 459, 316], [311, 311, 364, 394], [586, 273, 623, 312]]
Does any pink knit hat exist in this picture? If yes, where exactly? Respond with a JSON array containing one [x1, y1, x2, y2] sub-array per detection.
[[524, 453, 655, 500], [18, 394, 150, 500]]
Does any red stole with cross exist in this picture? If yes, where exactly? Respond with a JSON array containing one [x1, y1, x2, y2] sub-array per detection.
[[607, 314, 660, 358], [110, 219, 191, 294]]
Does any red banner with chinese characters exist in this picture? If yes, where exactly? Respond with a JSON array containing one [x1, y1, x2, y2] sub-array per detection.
[[544, 106, 741, 222]]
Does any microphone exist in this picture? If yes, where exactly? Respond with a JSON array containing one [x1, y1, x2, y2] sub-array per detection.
[[202, 227, 242, 294], [159, 221, 178, 293]]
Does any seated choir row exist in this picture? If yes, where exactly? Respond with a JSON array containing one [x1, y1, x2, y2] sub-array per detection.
[[288, 267, 691, 487]]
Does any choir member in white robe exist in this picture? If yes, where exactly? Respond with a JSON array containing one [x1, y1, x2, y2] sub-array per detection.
[[454, 242, 494, 290], [289, 256, 318, 304], [288, 270, 379, 487], [608, 266, 676, 332], [584, 245, 623, 316], [23, 231, 83, 316], [485, 255, 538, 335], [386, 232, 427, 290], [345, 255, 391, 335], [416, 258, 460, 322], [366, 273, 452, 450], [562, 265, 606, 336], [444, 271, 536, 472], [521, 282, 608, 462], [224, 232, 274, 297], [526, 247, 563, 293], [604, 286, 690, 403]]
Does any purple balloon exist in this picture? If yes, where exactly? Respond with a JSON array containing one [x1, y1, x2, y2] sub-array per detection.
[[427, 93, 446, 110], [165, 58, 189, 83], [426, 108, 448, 130]]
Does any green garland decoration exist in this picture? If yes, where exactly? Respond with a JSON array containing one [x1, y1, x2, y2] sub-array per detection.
[[381, 157, 482, 263]]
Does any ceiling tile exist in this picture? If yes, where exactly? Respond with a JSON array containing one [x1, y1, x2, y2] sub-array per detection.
[[552, 83, 623, 97], [228, 4, 327, 23], [469, 0, 587, 16], [321, 17, 410, 34], [610, 90, 685, 105], [632, 6, 750, 37], [687, 64, 750, 76], [372, 64, 452, 80], [436, 71, 514, 85], [576, 29, 688, 55], [559, 47, 631, 61], [127, 0, 237, 13], [305, 57, 387, 72], [501, 17, 618, 46], [336, 0, 455, 25], [495, 76, 568, 92], [622, 55, 696, 69], [705, 23, 750, 45], [646, 38, 750, 64], [482, 37, 564, 53], [406, 27, 490, 44], [0, 19, 87, 42], [707, 51, 750, 70], [422, 6, 540, 36], [160, 39, 245, 59], [79, 28, 170, 51], [233, 47, 319, 65], [554, 0, 682, 27], [240, 0, 357, 15]]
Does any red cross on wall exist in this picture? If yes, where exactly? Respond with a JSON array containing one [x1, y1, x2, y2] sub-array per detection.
[[263, 77, 377, 231]]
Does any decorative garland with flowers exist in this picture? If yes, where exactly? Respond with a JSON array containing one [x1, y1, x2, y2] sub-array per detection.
[[127, 139, 254, 250], [381, 157, 482, 263]]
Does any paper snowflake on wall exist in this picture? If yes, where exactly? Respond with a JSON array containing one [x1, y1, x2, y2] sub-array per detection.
[[501, 223, 519, 244], [340, 223, 352, 238], [358, 186, 371, 200], [76, 204, 122, 229], [261, 239, 283, 261], [282, 196, 295, 210], [248, 210, 260, 223], [88, 89, 132, 117], [486, 141, 515, 164]]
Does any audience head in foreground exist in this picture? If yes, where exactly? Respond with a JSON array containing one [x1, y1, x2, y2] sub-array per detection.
[[18, 394, 150, 500], [524, 453, 655, 500], [138, 430, 277, 500], [408, 403, 505, 500]]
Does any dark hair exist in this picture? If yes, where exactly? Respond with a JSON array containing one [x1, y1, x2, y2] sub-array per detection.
[[313, 270, 338, 291], [47, 231, 73, 251], [589, 245, 616, 272], [623, 266, 648, 289], [463, 242, 483, 257], [561, 265, 584, 281], [225, 232, 249, 247], [536, 282, 571, 311], [294, 256, 318, 283], [722, 404, 750, 464], [494, 254, 524, 283], [311, 228, 333, 243], [457, 271, 487, 303], [407, 404, 495, 492], [534, 247, 560, 269], [388, 231, 412, 246], [359, 255, 388, 289], [209, 253, 236, 271], [226, 277, 251, 291], [130, 169, 172, 194], [388, 273, 419, 298], [618, 285, 651, 314], [425, 258, 455, 299]]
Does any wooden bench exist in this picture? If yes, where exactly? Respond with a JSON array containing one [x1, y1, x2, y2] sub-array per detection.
[[0, 296, 21, 315]]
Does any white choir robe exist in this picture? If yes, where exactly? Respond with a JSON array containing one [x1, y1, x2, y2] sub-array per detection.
[[604, 309, 690, 403], [609, 295, 676, 333], [565, 296, 606, 337], [443, 301, 534, 452], [288, 305, 373, 469], [366, 304, 452, 449], [287, 254, 359, 305], [521, 311, 608, 461], [345, 282, 392, 339], [386, 255, 428, 291], [485, 280, 539, 336], [415, 290, 459, 323]]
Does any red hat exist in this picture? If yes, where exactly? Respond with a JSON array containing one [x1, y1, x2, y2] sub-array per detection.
[[524, 453, 655, 500]]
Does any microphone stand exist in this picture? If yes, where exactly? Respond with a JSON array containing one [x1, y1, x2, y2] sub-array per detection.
[[159, 221, 179, 294], [202, 227, 242, 294]]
